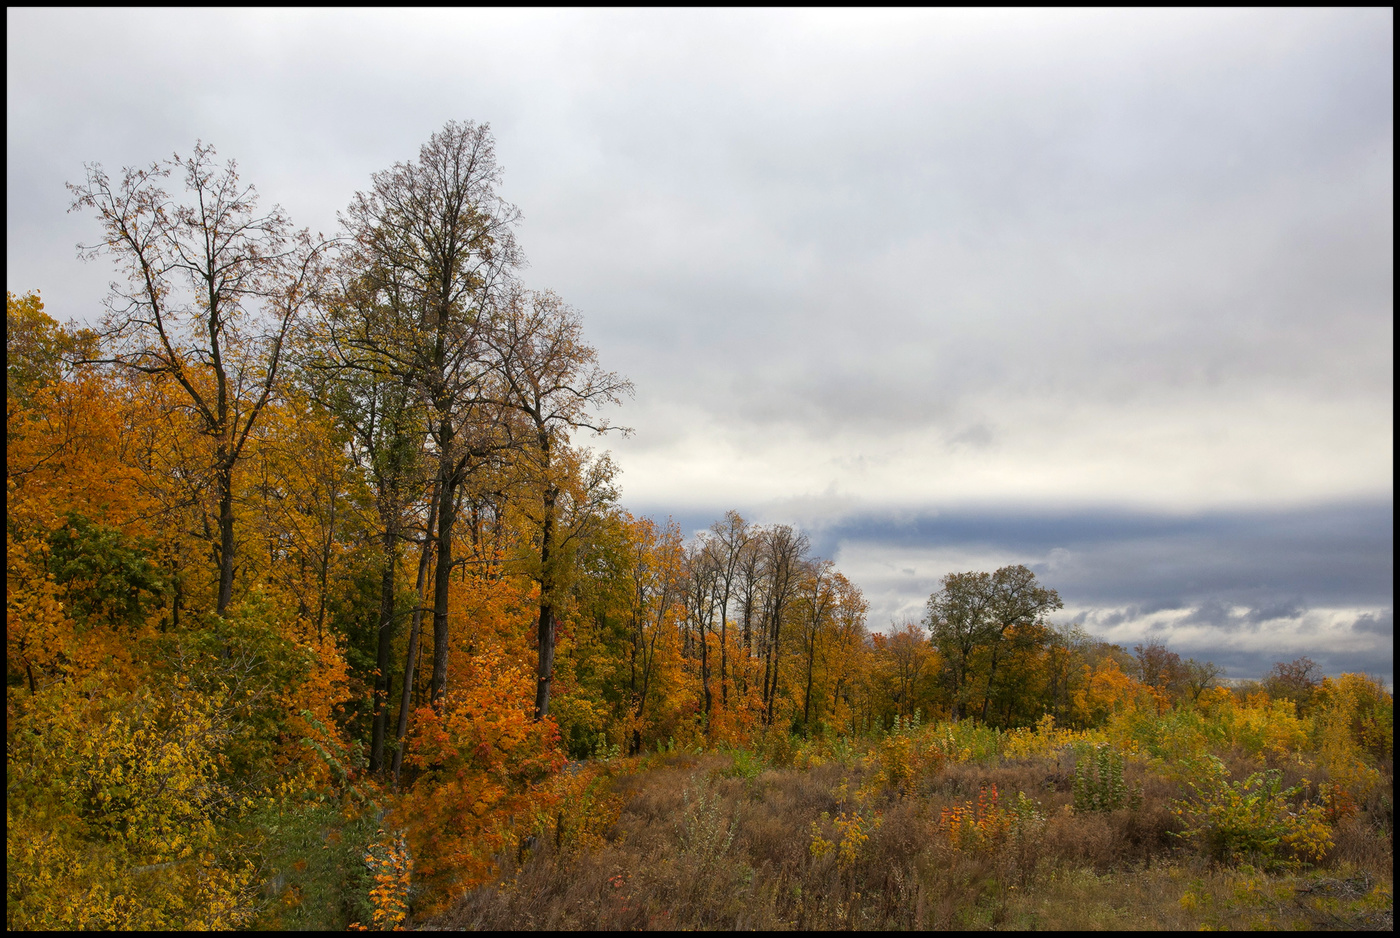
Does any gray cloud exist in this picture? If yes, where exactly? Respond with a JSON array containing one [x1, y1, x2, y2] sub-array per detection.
[[1245, 599, 1308, 625], [1353, 609, 1394, 637], [804, 500, 1393, 605]]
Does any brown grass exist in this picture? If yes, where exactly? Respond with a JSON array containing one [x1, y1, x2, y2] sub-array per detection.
[[424, 749, 1393, 931]]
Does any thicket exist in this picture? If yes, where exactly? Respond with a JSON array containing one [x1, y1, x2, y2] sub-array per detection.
[[445, 694, 1392, 931], [6, 123, 1393, 929]]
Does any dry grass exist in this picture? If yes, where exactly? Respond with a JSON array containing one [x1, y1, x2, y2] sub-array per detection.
[[424, 748, 1393, 931]]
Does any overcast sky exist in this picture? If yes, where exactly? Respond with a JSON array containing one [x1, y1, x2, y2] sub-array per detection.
[[8, 8, 1392, 680]]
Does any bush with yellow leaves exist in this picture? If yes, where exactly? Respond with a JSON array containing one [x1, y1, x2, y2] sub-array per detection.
[[6, 672, 257, 929], [1172, 756, 1333, 871]]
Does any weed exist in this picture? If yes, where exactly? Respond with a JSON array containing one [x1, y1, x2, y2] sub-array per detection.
[[1073, 744, 1142, 813], [677, 779, 735, 862]]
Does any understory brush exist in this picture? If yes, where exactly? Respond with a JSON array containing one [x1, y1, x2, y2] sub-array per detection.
[[435, 715, 1392, 931]]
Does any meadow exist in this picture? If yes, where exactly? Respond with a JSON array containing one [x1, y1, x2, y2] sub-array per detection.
[[438, 686, 1392, 931]]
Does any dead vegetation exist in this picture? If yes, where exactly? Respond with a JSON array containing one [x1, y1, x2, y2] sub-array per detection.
[[427, 746, 1393, 930]]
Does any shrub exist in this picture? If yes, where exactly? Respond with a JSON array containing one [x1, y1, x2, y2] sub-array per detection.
[[721, 746, 766, 779], [363, 828, 412, 930], [1312, 674, 1390, 800], [809, 807, 882, 868], [1173, 756, 1332, 870], [6, 670, 265, 930], [677, 780, 735, 864], [1003, 713, 1098, 760], [1073, 744, 1141, 813]]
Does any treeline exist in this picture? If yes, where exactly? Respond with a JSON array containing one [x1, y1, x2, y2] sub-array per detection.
[[6, 121, 1388, 930]]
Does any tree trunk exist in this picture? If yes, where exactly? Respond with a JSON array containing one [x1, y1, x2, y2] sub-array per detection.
[[533, 478, 557, 721], [700, 613, 712, 716], [803, 632, 816, 731], [430, 454, 458, 709], [315, 491, 335, 643], [718, 586, 730, 708], [369, 533, 397, 774], [629, 604, 665, 753], [215, 459, 236, 616], [980, 630, 1008, 724], [765, 609, 783, 725], [392, 493, 438, 787], [535, 599, 556, 720]]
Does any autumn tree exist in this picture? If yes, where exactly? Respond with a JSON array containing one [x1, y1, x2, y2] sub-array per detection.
[[823, 573, 870, 734], [870, 622, 941, 723], [488, 288, 631, 720], [6, 290, 98, 406], [334, 120, 522, 707], [619, 514, 685, 754], [69, 143, 327, 615], [794, 559, 836, 733], [1044, 621, 1092, 724]]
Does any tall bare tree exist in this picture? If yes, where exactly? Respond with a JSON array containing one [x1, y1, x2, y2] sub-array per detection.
[[69, 143, 327, 615], [702, 511, 753, 707], [682, 539, 719, 716], [758, 525, 808, 724]]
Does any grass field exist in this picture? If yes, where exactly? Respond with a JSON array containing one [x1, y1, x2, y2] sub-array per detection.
[[431, 730, 1393, 931]]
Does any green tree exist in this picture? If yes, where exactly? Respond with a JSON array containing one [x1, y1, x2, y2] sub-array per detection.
[[925, 565, 1061, 724], [980, 565, 1061, 723], [925, 570, 994, 720]]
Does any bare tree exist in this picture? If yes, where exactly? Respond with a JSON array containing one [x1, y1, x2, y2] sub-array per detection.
[[69, 143, 327, 615], [734, 528, 765, 696], [1133, 640, 1188, 700], [1263, 656, 1322, 707], [702, 511, 753, 708], [682, 539, 720, 716], [758, 525, 808, 725], [1183, 657, 1223, 704]]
